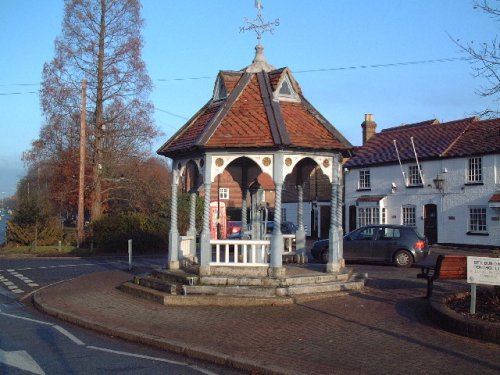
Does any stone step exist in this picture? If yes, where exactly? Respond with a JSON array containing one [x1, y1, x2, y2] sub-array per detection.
[[151, 269, 199, 285], [119, 282, 295, 307], [134, 275, 181, 295], [281, 280, 365, 296], [199, 270, 352, 287]]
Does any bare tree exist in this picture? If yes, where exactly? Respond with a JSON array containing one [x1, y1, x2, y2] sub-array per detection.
[[32, 0, 158, 221], [455, 0, 499, 117]]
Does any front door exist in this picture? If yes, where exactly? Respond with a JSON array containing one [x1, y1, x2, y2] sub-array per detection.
[[348, 205, 356, 233], [424, 204, 438, 244]]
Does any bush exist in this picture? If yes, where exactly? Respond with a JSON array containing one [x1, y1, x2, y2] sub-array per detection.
[[7, 217, 63, 246], [91, 213, 168, 254]]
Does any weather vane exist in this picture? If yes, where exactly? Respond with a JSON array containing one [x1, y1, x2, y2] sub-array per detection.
[[240, 0, 280, 44]]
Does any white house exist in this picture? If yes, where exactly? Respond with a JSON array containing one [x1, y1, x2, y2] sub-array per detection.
[[344, 115, 500, 248]]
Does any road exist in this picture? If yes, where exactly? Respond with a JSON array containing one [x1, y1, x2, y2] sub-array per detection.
[[0, 255, 242, 374]]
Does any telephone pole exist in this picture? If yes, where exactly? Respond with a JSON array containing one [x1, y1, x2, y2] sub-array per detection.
[[77, 79, 86, 247]]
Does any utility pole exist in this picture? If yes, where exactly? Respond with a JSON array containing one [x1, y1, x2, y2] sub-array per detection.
[[77, 79, 86, 247]]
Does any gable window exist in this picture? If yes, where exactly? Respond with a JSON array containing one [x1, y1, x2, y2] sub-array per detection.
[[467, 157, 482, 183], [218, 188, 229, 200], [468, 207, 487, 233], [408, 165, 423, 186], [213, 77, 227, 101], [402, 205, 416, 226], [276, 74, 299, 101], [358, 169, 371, 190]]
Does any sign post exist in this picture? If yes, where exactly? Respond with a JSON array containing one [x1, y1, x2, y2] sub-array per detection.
[[467, 256, 500, 314]]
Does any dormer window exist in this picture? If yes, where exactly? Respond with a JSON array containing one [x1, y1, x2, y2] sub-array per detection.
[[213, 76, 227, 101], [275, 74, 299, 101]]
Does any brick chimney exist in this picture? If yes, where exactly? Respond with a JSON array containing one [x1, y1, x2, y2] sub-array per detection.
[[361, 113, 377, 145]]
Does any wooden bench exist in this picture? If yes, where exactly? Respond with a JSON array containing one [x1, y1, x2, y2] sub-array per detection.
[[416, 255, 467, 298]]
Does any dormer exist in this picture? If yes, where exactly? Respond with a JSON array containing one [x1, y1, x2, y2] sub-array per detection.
[[273, 69, 300, 102], [213, 75, 228, 101]]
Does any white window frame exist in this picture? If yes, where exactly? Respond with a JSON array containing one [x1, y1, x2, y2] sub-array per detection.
[[357, 207, 380, 227], [467, 157, 482, 183], [408, 165, 423, 186], [402, 205, 416, 226], [468, 206, 487, 233], [218, 187, 229, 200], [358, 169, 371, 190]]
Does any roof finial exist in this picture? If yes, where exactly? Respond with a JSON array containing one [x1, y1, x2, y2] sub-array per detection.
[[240, 0, 280, 45]]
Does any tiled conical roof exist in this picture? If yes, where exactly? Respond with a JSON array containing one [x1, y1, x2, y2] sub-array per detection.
[[157, 48, 351, 158]]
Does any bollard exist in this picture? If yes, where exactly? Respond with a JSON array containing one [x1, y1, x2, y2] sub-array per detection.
[[470, 283, 477, 314], [128, 239, 132, 270], [58, 240, 62, 253]]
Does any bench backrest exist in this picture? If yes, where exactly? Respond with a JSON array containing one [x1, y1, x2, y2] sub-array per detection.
[[436, 255, 467, 279]]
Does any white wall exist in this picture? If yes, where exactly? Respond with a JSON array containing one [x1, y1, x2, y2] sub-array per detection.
[[344, 154, 500, 247]]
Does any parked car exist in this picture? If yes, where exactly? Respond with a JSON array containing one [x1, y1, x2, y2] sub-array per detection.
[[228, 221, 298, 239], [266, 221, 298, 234], [310, 224, 429, 267], [226, 221, 242, 237]]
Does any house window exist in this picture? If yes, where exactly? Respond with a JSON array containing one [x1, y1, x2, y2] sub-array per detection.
[[467, 157, 482, 183], [381, 208, 386, 224], [469, 207, 487, 232], [408, 165, 422, 186], [358, 169, 371, 190], [402, 205, 416, 226], [358, 207, 379, 227], [218, 188, 229, 200]]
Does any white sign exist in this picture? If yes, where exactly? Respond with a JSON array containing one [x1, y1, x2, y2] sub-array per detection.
[[467, 256, 500, 286]]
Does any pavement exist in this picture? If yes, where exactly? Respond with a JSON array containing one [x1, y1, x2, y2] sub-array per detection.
[[31, 247, 500, 375]]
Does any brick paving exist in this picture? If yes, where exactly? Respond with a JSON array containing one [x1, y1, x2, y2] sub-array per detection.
[[32, 261, 500, 375]]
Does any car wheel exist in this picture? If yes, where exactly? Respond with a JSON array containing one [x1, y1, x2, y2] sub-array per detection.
[[394, 250, 412, 267], [320, 249, 329, 264]]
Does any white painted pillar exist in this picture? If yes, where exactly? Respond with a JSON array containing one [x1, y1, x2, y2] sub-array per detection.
[[295, 184, 306, 256], [200, 182, 212, 271], [270, 181, 284, 272], [326, 154, 343, 273], [187, 189, 197, 257], [168, 169, 180, 270], [241, 188, 248, 238]]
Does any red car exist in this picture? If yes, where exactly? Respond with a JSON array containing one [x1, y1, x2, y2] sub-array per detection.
[[226, 221, 242, 237]]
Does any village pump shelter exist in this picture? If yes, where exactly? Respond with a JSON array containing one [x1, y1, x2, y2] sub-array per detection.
[[157, 42, 352, 279]]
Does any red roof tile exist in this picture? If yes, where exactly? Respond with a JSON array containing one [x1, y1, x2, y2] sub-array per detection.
[[345, 117, 500, 168], [158, 67, 351, 158]]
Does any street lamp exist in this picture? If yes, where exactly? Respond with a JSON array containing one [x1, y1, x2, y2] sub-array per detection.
[[433, 174, 446, 194]]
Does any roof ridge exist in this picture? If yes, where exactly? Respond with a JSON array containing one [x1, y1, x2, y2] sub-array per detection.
[[439, 118, 480, 157], [156, 99, 215, 155], [381, 119, 439, 133], [257, 72, 290, 145], [195, 73, 253, 145]]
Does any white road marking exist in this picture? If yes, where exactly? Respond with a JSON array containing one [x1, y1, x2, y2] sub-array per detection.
[[87, 346, 219, 375], [0, 310, 53, 326], [53, 325, 85, 346], [0, 307, 216, 374], [0, 349, 45, 375]]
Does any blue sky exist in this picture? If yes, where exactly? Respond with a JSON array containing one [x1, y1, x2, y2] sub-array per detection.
[[0, 0, 497, 196]]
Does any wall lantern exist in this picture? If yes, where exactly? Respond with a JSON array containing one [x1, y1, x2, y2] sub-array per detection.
[[433, 174, 446, 193]]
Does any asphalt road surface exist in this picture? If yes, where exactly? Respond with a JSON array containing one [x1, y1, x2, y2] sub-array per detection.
[[0, 256, 243, 375]]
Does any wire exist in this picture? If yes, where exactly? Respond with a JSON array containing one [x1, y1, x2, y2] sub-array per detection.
[[0, 56, 469, 96], [293, 57, 470, 74], [155, 107, 189, 120]]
